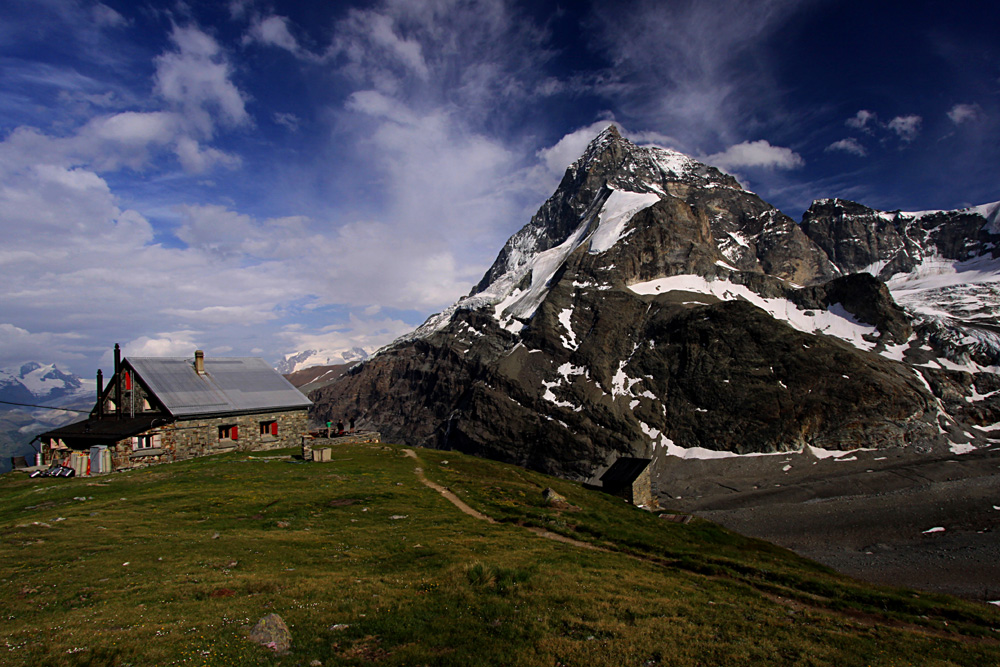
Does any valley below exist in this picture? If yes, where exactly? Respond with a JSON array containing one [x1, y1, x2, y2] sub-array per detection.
[[659, 444, 1000, 601]]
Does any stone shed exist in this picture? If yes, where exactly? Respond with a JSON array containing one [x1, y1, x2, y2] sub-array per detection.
[[600, 457, 654, 507]]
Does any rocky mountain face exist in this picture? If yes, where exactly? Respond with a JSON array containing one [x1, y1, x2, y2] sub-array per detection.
[[311, 126, 1000, 483]]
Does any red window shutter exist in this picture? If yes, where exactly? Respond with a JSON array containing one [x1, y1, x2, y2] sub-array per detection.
[[231, 426, 239, 440], [271, 422, 278, 436], [125, 372, 132, 390]]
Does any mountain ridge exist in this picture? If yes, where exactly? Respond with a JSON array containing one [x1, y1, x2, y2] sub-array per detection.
[[311, 126, 1000, 483]]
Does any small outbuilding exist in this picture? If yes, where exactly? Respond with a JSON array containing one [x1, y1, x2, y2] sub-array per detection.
[[38, 345, 311, 472], [600, 457, 653, 507]]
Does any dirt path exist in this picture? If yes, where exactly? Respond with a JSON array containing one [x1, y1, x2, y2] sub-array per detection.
[[402, 448, 495, 523], [402, 448, 598, 550]]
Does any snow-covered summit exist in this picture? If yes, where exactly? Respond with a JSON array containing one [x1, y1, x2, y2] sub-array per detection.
[[400, 127, 761, 343], [0, 362, 93, 404], [276, 347, 370, 374]]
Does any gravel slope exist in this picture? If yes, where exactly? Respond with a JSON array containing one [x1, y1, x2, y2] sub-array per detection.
[[655, 444, 1000, 601]]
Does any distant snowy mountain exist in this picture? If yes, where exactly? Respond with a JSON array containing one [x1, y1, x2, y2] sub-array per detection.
[[276, 347, 371, 374], [0, 363, 95, 473], [0, 362, 93, 405]]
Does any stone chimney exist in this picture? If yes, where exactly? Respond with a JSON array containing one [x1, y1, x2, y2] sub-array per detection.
[[194, 350, 205, 375]]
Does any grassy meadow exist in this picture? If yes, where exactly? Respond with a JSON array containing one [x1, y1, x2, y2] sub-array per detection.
[[1, 442, 998, 666]]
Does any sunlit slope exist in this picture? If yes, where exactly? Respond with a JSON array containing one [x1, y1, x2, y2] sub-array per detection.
[[1, 443, 998, 666]]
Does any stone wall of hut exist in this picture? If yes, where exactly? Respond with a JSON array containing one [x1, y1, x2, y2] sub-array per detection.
[[107, 409, 309, 470]]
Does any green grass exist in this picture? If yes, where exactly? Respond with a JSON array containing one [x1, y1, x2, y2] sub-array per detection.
[[0, 442, 997, 666]]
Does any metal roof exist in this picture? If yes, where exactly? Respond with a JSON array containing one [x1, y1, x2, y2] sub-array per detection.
[[600, 457, 651, 490], [128, 356, 312, 418]]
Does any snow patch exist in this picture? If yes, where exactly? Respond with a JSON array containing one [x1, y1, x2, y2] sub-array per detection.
[[628, 275, 880, 351], [557, 307, 578, 350], [588, 189, 661, 254]]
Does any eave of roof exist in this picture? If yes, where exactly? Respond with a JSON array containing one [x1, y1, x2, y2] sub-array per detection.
[[39, 416, 168, 443]]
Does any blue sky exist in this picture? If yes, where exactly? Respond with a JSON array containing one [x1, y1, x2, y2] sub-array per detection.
[[1, 0, 998, 377]]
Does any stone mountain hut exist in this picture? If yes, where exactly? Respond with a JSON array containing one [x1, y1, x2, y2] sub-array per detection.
[[38, 345, 311, 473]]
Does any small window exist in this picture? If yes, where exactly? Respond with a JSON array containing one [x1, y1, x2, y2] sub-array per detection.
[[260, 420, 278, 437], [131, 434, 160, 450], [142, 398, 151, 411], [218, 424, 239, 441]]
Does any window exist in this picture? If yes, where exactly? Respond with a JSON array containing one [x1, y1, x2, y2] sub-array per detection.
[[124, 371, 132, 390], [131, 434, 160, 450], [218, 424, 239, 441], [260, 420, 278, 437]]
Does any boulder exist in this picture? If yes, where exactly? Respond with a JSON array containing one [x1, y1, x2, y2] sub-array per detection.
[[249, 613, 291, 653]]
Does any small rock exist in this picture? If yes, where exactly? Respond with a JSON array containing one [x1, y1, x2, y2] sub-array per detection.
[[542, 488, 566, 505], [329, 624, 350, 631], [310, 660, 323, 667], [389, 515, 408, 520], [249, 613, 291, 653], [276, 521, 290, 528]]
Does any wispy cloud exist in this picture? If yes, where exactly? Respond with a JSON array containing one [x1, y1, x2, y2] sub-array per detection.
[[589, 0, 818, 153], [244, 15, 301, 53], [887, 114, 922, 142], [154, 24, 251, 134], [825, 137, 867, 157], [947, 103, 983, 125], [846, 110, 878, 132]]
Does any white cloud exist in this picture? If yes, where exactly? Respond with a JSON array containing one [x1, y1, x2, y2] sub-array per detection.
[[274, 112, 300, 131], [154, 24, 250, 134], [278, 313, 414, 360], [245, 15, 301, 53], [846, 109, 877, 132], [705, 140, 805, 170], [887, 114, 922, 142], [174, 137, 241, 173], [537, 121, 616, 175], [947, 103, 983, 125], [0, 324, 89, 370], [825, 137, 867, 156], [122, 333, 202, 359]]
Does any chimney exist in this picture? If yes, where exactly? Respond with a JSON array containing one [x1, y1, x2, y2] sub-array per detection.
[[194, 350, 205, 375], [114, 344, 123, 421], [96, 369, 104, 419]]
